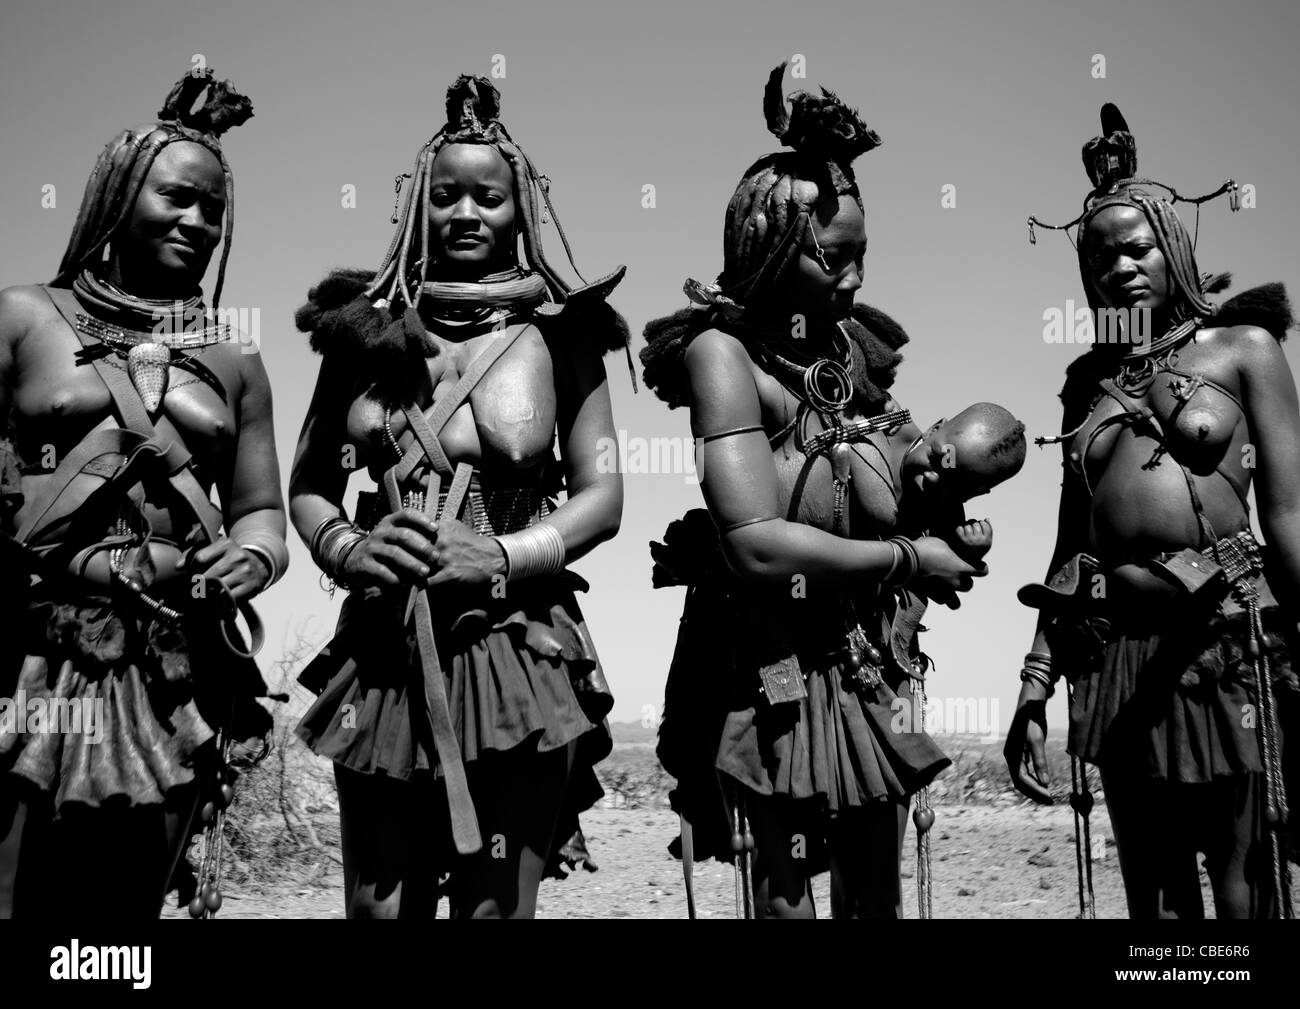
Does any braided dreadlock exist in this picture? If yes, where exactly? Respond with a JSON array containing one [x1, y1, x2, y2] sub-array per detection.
[[642, 62, 889, 409], [297, 75, 630, 403], [367, 74, 620, 314], [719, 62, 880, 305], [1029, 103, 1238, 327], [51, 68, 253, 309]]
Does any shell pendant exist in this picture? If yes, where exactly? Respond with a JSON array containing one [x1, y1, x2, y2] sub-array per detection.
[[126, 342, 171, 413]]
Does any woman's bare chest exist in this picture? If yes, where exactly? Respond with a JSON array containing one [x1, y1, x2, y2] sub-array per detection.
[[758, 370, 902, 535], [1070, 349, 1246, 481], [348, 322, 558, 475], [11, 317, 239, 467]]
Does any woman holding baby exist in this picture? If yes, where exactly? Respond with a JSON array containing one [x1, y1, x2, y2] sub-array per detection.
[[638, 64, 1021, 918]]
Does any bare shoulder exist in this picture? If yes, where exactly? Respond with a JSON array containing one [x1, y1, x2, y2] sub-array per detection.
[[1219, 324, 1289, 379], [0, 284, 58, 346], [683, 327, 750, 377]]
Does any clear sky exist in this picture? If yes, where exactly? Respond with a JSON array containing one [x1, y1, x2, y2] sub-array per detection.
[[3, 0, 1298, 735]]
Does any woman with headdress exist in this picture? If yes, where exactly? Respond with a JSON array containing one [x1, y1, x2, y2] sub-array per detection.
[[0, 69, 286, 918], [1006, 105, 1300, 918], [291, 75, 626, 918], [640, 64, 984, 918]]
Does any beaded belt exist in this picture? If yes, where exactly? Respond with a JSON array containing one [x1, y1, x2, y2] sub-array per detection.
[[1210, 530, 1264, 585], [354, 487, 549, 536]]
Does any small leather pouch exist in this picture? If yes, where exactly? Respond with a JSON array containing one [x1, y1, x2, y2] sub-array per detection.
[[1016, 552, 1101, 611], [1151, 548, 1226, 600]]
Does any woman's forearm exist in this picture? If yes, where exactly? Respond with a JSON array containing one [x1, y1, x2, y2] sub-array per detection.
[[537, 475, 621, 565], [1260, 503, 1300, 611], [722, 518, 898, 588], [289, 490, 345, 550], [229, 507, 290, 585]]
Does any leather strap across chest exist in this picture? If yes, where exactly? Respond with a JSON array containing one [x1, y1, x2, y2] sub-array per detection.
[[1089, 376, 1247, 549], [383, 322, 533, 856], [30, 286, 262, 658]]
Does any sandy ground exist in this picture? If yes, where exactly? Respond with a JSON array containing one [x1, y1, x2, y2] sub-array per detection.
[[162, 802, 1231, 920]]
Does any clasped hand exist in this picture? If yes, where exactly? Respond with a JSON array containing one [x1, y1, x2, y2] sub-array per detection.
[[341, 510, 506, 589]]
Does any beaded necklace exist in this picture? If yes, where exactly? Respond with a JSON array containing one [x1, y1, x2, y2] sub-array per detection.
[[71, 270, 231, 412]]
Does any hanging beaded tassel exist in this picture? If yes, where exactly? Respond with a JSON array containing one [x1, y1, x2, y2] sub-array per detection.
[[730, 789, 755, 919], [912, 672, 935, 918], [1244, 596, 1294, 918], [1066, 681, 1097, 919], [189, 734, 235, 919]]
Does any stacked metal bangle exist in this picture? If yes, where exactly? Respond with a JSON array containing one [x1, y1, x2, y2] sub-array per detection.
[[493, 522, 565, 582], [1020, 650, 1055, 695], [884, 536, 920, 587], [310, 516, 367, 589]]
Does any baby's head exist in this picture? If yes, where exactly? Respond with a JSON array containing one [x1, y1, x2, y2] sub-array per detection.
[[906, 402, 1026, 503]]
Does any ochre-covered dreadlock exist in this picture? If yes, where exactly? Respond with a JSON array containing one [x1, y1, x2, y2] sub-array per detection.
[[1029, 103, 1238, 325], [641, 62, 887, 409], [296, 74, 631, 405], [719, 62, 881, 305], [51, 68, 253, 309], [367, 74, 614, 314]]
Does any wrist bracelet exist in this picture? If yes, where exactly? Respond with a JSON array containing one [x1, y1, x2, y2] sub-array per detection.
[[309, 516, 367, 588], [885, 536, 919, 587], [883, 541, 902, 583], [1020, 649, 1056, 695], [493, 522, 565, 582], [237, 529, 289, 587], [242, 543, 276, 583], [1019, 665, 1055, 695]]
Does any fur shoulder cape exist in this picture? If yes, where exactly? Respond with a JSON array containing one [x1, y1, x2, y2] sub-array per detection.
[[297, 268, 630, 403], [639, 301, 912, 415]]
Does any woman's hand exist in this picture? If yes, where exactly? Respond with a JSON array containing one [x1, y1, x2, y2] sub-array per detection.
[[911, 535, 985, 608], [425, 517, 507, 589], [340, 510, 439, 589], [1004, 678, 1054, 804], [187, 537, 270, 602]]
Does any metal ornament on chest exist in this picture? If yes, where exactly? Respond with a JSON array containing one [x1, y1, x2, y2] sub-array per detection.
[[75, 312, 232, 414], [126, 342, 173, 413]]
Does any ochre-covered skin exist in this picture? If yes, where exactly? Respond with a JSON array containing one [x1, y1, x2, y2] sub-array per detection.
[[1006, 187, 1300, 921], [342, 321, 559, 487], [0, 113, 283, 920], [1069, 326, 1253, 564]]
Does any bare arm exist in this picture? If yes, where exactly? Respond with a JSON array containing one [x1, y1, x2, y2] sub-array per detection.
[[685, 330, 977, 593], [545, 337, 623, 563], [287, 352, 352, 546], [192, 344, 287, 600], [1238, 324, 1300, 612], [223, 348, 286, 539], [1006, 422, 1092, 803], [288, 355, 448, 590], [0, 286, 42, 438]]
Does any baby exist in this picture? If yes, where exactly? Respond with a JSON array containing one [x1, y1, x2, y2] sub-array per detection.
[[899, 402, 1027, 565]]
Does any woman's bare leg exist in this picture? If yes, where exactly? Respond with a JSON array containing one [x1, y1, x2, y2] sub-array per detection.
[[0, 780, 51, 918], [451, 741, 576, 919], [829, 799, 908, 918], [334, 763, 440, 919], [1101, 765, 1204, 919], [748, 795, 816, 919], [1203, 773, 1273, 919]]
